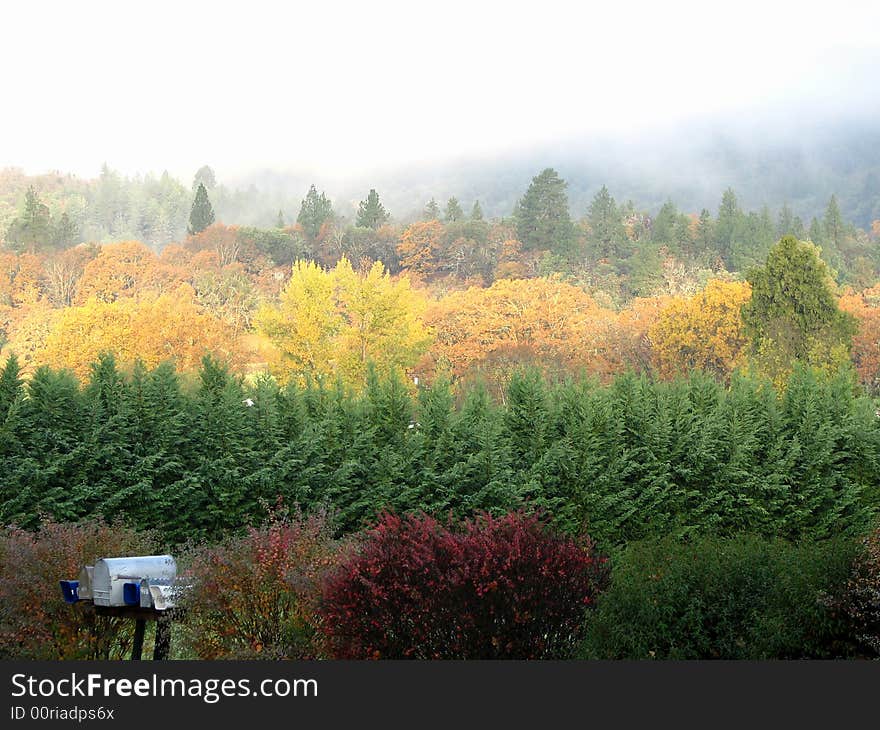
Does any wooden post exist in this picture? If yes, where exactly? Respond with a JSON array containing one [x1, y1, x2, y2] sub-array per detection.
[[153, 617, 171, 660], [131, 618, 146, 660]]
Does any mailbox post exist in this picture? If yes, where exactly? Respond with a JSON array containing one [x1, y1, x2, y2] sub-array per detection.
[[60, 555, 183, 660]]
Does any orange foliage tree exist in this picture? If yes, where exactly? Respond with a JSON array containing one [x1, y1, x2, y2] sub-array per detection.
[[839, 285, 880, 391], [75, 241, 181, 303], [424, 276, 617, 385], [397, 221, 445, 278], [40, 284, 244, 379], [186, 223, 242, 266]]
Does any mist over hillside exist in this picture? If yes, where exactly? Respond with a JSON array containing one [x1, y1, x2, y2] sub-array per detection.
[[226, 115, 880, 228]]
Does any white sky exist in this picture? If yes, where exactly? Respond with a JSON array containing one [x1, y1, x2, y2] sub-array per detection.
[[2, 0, 878, 181]]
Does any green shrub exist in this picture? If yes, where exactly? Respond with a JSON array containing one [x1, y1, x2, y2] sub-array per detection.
[[579, 533, 860, 659]]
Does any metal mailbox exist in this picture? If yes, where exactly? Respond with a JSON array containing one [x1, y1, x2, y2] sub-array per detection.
[[92, 555, 177, 607], [77, 565, 94, 600]]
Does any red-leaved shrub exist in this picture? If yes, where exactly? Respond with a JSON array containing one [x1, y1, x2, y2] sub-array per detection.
[[832, 525, 880, 657], [181, 507, 343, 659], [0, 519, 156, 659], [319, 511, 609, 659]]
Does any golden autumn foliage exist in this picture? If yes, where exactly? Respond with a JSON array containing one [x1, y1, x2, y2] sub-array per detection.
[[0, 252, 45, 306], [38, 284, 245, 379], [424, 276, 617, 382], [839, 285, 880, 391], [493, 239, 530, 280], [75, 241, 185, 304], [256, 257, 431, 387], [0, 301, 62, 372], [649, 279, 752, 379], [397, 221, 445, 277], [186, 223, 241, 266]]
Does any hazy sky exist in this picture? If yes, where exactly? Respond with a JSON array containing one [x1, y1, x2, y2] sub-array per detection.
[[3, 0, 878, 181]]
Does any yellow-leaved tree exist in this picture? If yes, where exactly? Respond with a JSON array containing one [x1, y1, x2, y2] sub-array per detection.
[[39, 284, 244, 379], [649, 279, 752, 380], [424, 276, 617, 384], [256, 257, 431, 387]]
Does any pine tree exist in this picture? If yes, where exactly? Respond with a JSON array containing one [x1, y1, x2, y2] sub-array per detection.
[[297, 184, 333, 239], [0, 354, 23, 414], [5, 186, 51, 253], [423, 198, 441, 221], [808, 217, 824, 245], [822, 195, 845, 267], [777, 203, 795, 238], [586, 185, 627, 259], [470, 201, 484, 221], [356, 189, 389, 229], [444, 197, 464, 223], [695, 208, 715, 259], [651, 200, 679, 244], [516, 169, 576, 256], [188, 183, 215, 235], [51, 212, 79, 250], [276, 210, 285, 228], [715, 188, 744, 269]]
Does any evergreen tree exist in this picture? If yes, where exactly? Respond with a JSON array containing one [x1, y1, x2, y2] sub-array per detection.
[[515, 169, 577, 256], [188, 183, 216, 235], [470, 201, 484, 221], [297, 184, 333, 239], [423, 198, 441, 221], [444, 197, 464, 223], [651, 200, 679, 245], [715, 188, 744, 269], [5, 186, 51, 253], [695, 208, 715, 260], [742, 235, 857, 384], [777, 203, 795, 238], [822, 195, 845, 269], [0, 354, 23, 415], [51, 212, 79, 249], [808, 217, 824, 245], [356, 189, 389, 229], [276, 210, 285, 228], [586, 185, 628, 260], [778, 205, 806, 242]]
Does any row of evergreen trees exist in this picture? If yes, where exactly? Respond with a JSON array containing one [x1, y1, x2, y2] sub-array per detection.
[[1, 353, 877, 546], [515, 169, 871, 288]]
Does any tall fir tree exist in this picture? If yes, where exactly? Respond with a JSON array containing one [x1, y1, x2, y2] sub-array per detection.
[[586, 185, 628, 260], [715, 188, 744, 269], [51, 212, 79, 249], [297, 184, 333, 239], [423, 198, 441, 221], [356, 189, 389, 229], [188, 182, 215, 235], [516, 168, 576, 256], [470, 200, 484, 221], [444, 197, 464, 223], [6, 186, 51, 253]]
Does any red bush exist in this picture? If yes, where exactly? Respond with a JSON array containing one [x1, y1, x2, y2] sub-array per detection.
[[319, 511, 609, 659], [0, 519, 155, 659], [833, 525, 880, 657], [182, 507, 343, 659]]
